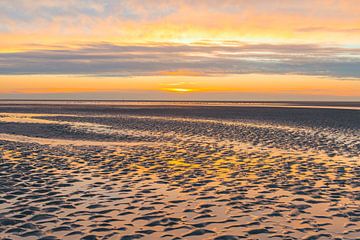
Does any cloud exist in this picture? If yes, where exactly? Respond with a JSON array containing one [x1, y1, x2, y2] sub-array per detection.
[[1, 0, 360, 46], [296, 27, 360, 33], [157, 70, 207, 76], [0, 43, 359, 79]]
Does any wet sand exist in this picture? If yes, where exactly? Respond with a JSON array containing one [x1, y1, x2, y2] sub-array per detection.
[[0, 102, 359, 239]]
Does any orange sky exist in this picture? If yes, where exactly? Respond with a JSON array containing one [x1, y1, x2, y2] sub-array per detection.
[[0, 1, 359, 100], [1, 74, 359, 97]]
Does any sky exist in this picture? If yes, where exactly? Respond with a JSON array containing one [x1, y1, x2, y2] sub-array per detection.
[[0, 0, 360, 101]]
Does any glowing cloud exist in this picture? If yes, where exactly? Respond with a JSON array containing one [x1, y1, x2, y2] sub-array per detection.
[[0, 1, 359, 100]]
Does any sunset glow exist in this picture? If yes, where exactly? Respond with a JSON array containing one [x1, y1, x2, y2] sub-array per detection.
[[1, 1, 359, 100]]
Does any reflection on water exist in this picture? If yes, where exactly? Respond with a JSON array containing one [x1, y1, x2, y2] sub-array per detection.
[[0, 112, 358, 152], [0, 107, 359, 239], [0, 133, 157, 147], [0, 138, 358, 239]]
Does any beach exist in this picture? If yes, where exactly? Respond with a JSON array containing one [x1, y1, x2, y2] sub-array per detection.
[[0, 101, 359, 240]]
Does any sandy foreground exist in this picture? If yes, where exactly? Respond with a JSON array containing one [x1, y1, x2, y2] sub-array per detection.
[[0, 102, 359, 240]]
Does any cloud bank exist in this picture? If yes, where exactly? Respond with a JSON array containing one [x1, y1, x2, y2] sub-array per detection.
[[0, 43, 359, 79]]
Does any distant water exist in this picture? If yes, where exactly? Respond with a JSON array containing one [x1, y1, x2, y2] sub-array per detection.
[[0, 100, 359, 110]]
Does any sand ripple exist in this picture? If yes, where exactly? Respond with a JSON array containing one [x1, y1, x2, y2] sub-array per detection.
[[0, 104, 359, 239]]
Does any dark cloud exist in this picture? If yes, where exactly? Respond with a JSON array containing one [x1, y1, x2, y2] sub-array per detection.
[[0, 43, 359, 78]]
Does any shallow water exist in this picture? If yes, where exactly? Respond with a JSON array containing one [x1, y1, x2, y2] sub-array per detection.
[[0, 103, 359, 239], [0, 100, 360, 110]]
